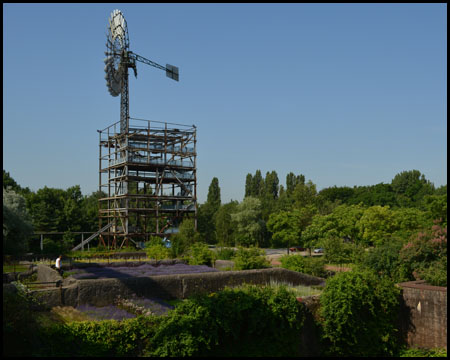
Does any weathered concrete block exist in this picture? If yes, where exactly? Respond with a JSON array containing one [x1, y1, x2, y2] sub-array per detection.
[[36, 264, 62, 284]]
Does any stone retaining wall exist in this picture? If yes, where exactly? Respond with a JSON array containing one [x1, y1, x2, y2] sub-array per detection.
[[31, 265, 325, 308], [397, 280, 447, 350]]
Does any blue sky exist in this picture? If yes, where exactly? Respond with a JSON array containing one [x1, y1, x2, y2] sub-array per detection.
[[3, 3, 447, 203]]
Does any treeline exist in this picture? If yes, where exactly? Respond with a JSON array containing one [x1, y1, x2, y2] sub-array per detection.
[[198, 169, 447, 248], [3, 170, 105, 254], [3, 169, 447, 256]]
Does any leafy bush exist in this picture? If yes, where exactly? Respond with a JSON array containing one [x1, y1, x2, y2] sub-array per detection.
[[38, 316, 162, 357], [215, 246, 236, 260], [416, 256, 447, 287], [398, 222, 447, 286], [280, 254, 326, 277], [169, 219, 202, 257], [145, 238, 171, 261], [319, 268, 401, 357], [149, 284, 306, 357], [322, 236, 364, 265], [362, 239, 407, 283], [232, 246, 270, 270], [185, 242, 215, 266], [145, 244, 170, 261]]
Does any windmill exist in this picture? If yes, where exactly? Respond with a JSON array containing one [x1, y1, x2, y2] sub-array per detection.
[[103, 9, 179, 133], [73, 9, 194, 252]]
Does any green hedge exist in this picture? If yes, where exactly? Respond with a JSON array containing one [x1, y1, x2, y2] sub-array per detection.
[[280, 254, 327, 277], [38, 316, 162, 357], [149, 284, 306, 357], [232, 246, 270, 270], [319, 268, 401, 356]]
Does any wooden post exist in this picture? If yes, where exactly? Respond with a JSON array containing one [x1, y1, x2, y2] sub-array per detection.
[[40, 234, 43, 251], [81, 233, 84, 251]]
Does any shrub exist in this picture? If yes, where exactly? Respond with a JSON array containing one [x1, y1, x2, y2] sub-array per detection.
[[215, 247, 236, 260], [186, 242, 215, 266], [145, 244, 170, 261], [232, 246, 270, 270], [319, 268, 401, 356], [149, 284, 306, 357], [169, 219, 202, 257], [38, 316, 162, 357], [398, 221, 447, 286], [280, 254, 326, 277], [145, 236, 171, 261], [362, 239, 407, 283], [417, 256, 447, 287]]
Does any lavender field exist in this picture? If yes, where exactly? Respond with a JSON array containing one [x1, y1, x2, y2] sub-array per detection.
[[69, 262, 218, 280]]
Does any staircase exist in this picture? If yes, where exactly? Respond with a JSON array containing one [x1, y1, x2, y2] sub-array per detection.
[[71, 223, 113, 251]]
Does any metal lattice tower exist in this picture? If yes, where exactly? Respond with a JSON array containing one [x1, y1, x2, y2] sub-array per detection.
[[98, 9, 193, 249]]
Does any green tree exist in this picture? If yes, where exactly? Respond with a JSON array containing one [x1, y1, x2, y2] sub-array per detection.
[[318, 185, 354, 204], [434, 184, 447, 196], [266, 206, 316, 248], [170, 218, 201, 257], [292, 180, 317, 209], [398, 221, 447, 286], [3, 170, 31, 195], [206, 177, 221, 213], [391, 207, 430, 240], [244, 173, 253, 198], [322, 236, 365, 265], [251, 170, 264, 198], [3, 188, 33, 255], [348, 183, 397, 207], [26, 186, 66, 232], [215, 201, 238, 246], [267, 210, 299, 248], [260, 170, 280, 221], [391, 170, 434, 206], [62, 185, 84, 232], [420, 193, 447, 226], [302, 204, 365, 249], [362, 239, 406, 282], [286, 172, 305, 194], [263, 170, 279, 200], [230, 196, 265, 247], [81, 190, 107, 232], [198, 178, 222, 244], [357, 205, 397, 246]]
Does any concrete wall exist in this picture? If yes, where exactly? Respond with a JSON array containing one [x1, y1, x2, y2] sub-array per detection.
[[29, 265, 448, 351], [397, 280, 447, 350], [32, 265, 325, 308]]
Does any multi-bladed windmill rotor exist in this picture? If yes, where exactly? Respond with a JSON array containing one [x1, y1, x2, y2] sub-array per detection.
[[104, 9, 129, 97], [103, 9, 179, 133]]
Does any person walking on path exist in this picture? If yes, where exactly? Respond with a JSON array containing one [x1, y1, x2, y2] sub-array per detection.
[[55, 255, 63, 276]]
